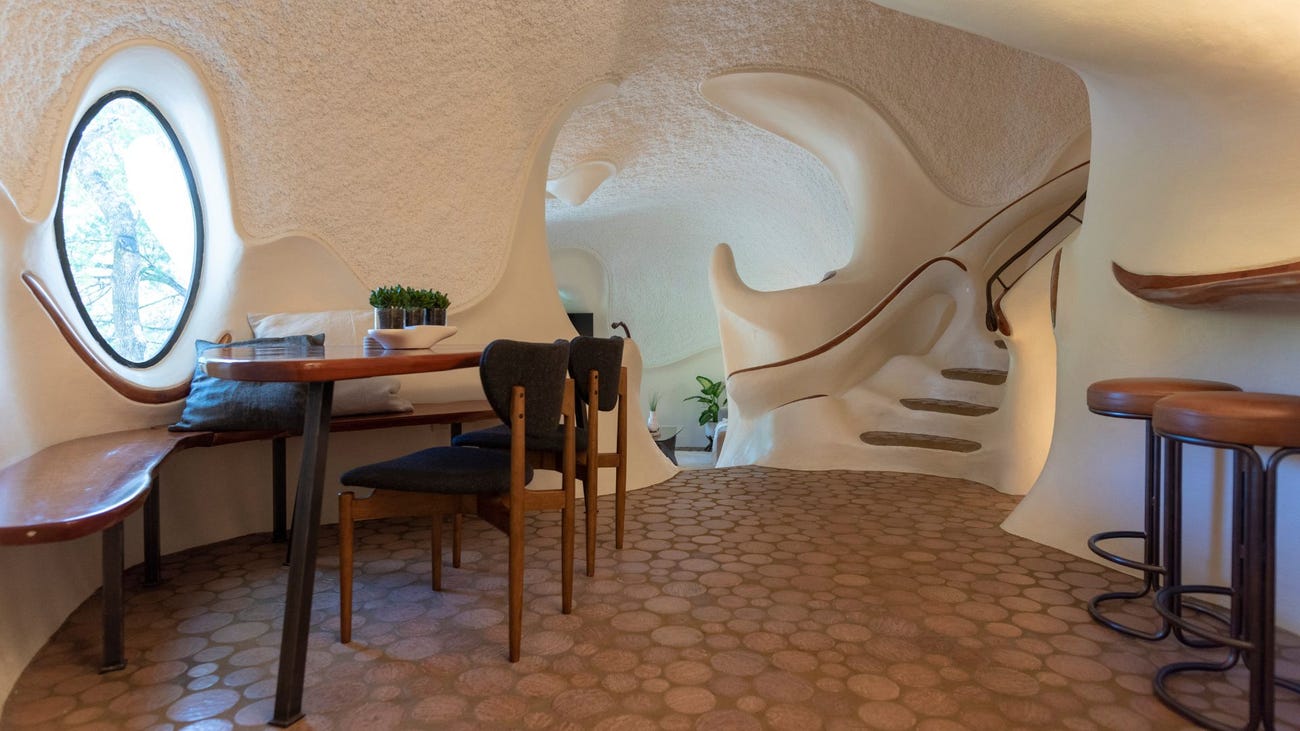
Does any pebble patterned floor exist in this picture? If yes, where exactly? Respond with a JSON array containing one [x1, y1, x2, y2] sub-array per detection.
[[5, 466, 1300, 730]]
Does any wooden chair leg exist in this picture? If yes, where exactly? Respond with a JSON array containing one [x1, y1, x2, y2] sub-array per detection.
[[584, 462, 598, 577], [339, 492, 354, 644], [615, 457, 627, 550], [452, 513, 462, 568], [431, 514, 443, 591], [563, 473, 575, 615], [508, 508, 524, 663]]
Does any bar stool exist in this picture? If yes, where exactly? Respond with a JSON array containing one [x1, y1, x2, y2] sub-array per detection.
[[1085, 377, 1241, 640], [1152, 391, 1300, 731]]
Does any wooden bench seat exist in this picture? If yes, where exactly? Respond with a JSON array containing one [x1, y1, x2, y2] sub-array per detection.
[[0, 399, 495, 672]]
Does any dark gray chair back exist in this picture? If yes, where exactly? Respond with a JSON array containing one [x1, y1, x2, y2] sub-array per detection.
[[480, 339, 569, 437], [569, 336, 624, 412]]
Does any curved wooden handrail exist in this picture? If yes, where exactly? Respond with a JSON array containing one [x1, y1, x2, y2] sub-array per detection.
[[1050, 249, 1063, 328], [728, 257, 967, 379], [991, 289, 1013, 337], [948, 161, 1089, 253], [23, 271, 193, 404], [1112, 259, 1300, 309], [984, 193, 1085, 331], [722, 163, 1089, 381]]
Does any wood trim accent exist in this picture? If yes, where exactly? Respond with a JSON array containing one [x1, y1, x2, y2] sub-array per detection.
[[22, 271, 193, 404], [776, 394, 829, 409], [1050, 250, 1063, 327], [948, 161, 1089, 253], [992, 290, 1012, 336], [728, 257, 967, 379], [1112, 260, 1300, 309]]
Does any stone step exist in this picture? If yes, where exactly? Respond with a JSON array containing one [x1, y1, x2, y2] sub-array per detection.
[[899, 398, 997, 417], [941, 367, 1008, 386], [859, 431, 981, 453]]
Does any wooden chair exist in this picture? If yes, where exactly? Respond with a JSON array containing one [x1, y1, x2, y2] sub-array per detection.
[[337, 339, 576, 662], [454, 336, 627, 576], [569, 336, 629, 573]]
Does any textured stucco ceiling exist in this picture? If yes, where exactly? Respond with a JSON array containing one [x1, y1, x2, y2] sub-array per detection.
[[0, 0, 1087, 366], [544, 2, 1088, 363]]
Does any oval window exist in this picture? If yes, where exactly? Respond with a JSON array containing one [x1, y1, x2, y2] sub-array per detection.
[[55, 91, 202, 367]]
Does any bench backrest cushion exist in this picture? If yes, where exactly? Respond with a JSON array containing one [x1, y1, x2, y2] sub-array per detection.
[[248, 309, 413, 416], [172, 334, 321, 432]]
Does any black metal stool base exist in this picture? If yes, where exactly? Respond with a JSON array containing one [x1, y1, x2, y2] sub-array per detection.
[[1089, 529, 1164, 574], [1088, 588, 1168, 641], [1154, 652, 1245, 731], [1155, 584, 1300, 729], [1088, 529, 1169, 640]]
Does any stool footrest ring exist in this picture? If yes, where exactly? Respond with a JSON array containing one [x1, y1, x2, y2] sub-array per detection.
[[1088, 530, 1165, 574], [1154, 655, 1246, 731], [1155, 585, 1250, 650], [1088, 589, 1169, 641]]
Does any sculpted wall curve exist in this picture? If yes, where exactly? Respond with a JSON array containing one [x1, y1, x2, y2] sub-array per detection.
[[0, 0, 1093, 700], [875, 0, 1300, 630]]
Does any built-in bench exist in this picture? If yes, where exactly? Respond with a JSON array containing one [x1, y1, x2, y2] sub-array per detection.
[[0, 400, 495, 672]]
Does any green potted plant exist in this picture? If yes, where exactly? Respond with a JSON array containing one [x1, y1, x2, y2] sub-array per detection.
[[647, 391, 661, 434], [684, 376, 726, 449], [429, 289, 450, 326], [370, 285, 405, 329]]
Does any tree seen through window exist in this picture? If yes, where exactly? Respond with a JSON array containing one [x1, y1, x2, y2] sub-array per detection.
[[57, 92, 201, 366]]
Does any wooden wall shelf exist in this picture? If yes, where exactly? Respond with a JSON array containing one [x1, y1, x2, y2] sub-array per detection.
[[1112, 260, 1300, 310]]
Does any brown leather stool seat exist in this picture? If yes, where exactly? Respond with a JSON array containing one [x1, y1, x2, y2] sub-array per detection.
[[1154, 391, 1300, 447], [1149, 390, 1300, 729], [1084, 377, 1242, 645], [1088, 377, 1241, 417]]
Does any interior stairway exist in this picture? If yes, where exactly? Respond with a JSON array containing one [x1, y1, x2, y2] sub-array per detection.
[[858, 339, 1009, 455]]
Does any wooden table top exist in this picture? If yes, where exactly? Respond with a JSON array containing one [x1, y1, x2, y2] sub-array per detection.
[[199, 343, 483, 382]]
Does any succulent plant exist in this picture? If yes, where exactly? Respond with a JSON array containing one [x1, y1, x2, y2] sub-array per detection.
[[370, 285, 449, 310]]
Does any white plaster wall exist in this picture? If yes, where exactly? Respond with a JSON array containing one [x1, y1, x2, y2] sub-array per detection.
[[550, 247, 612, 338], [642, 348, 728, 451], [874, 0, 1300, 630], [0, 48, 670, 702], [0, 0, 1089, 703]]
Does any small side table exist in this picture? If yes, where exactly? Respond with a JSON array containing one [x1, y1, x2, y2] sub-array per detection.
[[653, 426, 681, 465]]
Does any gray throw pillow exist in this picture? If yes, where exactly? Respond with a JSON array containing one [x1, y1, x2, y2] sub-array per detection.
[[171, 334, 324, 432]]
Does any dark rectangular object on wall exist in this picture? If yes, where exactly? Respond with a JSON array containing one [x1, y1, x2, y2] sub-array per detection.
[[567, 312, 594, 337]]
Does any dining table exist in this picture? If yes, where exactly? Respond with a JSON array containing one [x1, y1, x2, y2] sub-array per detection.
[[198, 341, 483, 727]]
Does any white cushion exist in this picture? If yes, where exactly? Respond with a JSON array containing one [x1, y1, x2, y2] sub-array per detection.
[[247, 310, 414, 416]]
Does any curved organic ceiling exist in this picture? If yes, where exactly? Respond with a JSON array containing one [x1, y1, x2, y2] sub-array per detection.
[[543, 3, 1088, 365], [1, 0, 1086, 341]]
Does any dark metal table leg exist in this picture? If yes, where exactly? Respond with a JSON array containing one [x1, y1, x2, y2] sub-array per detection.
[[270, 381, 334, 727], [272, 437, 287, 542], [143, 478, 161, 586], [100, 523, 125, 673]]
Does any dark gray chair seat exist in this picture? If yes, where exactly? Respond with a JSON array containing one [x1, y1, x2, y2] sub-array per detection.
[[452, 423, 587, 453], [341, 446, 531, 495]]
